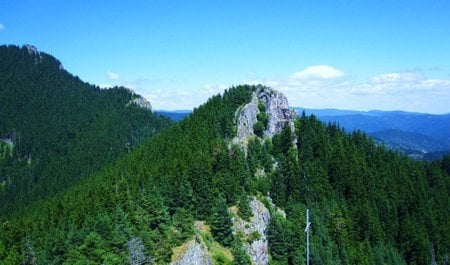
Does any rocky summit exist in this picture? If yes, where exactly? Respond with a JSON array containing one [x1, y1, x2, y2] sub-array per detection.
[[235, 86, 296, 144]]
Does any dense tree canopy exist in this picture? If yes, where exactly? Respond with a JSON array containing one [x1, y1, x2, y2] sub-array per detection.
[[0, 48, 448, 264], [266, 113, 449, 264]]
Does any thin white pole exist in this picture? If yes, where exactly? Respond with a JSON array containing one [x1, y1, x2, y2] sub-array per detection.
[[305, 208, 311, 265]]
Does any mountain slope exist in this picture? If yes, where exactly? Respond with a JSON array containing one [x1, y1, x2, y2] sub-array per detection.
[[0, 85, 448, 264], [370, 129, 449, 159], [0, 45, 172, 217]]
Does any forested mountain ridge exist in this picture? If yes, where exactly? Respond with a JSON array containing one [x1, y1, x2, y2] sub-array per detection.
[[0, 45, 172, 217], [0, 68, 448, 263], [158, 107, 450, 160]]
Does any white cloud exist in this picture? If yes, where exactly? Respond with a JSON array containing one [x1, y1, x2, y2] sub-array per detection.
[[107, 71, 120, 80], [139, 86, 226, 110], [291, 65, 344, 80], [371, 71, 422, 84], [259, 68, 450, 114], [0, 23, 4, 31]]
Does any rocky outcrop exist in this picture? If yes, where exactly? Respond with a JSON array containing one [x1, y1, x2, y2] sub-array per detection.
[[235, 86, 296, 144], [24, 44, 44, 64], [232, 197, 271, 265], [128, 96, 152, 111], [258, 88, 296, 138], [171, 237, 212, 265], [24, 44, 39, 56], [236, 95, 259, 140], [128, 237, 152, 265], [22, 45, 64, 69]]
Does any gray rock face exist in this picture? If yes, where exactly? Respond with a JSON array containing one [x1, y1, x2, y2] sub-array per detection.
[[171, 238, 212, 265], [233, 197, 271, 265], [128, 237, 152, 265], [235, 86, 296, 144], [129, 96, 152, 111], [236, 95, 259, 139], [258, 88, 296, 138], [23, 45, 44, 65], [24, 44, 39, 56]]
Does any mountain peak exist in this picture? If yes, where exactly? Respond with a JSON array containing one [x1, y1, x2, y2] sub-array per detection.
[[234, 86, 296, 144], [128, 95, 152, 111], [24, 44, 39, 56]]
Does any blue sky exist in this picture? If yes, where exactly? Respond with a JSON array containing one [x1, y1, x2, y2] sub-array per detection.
[[1, 0, 450, 113]]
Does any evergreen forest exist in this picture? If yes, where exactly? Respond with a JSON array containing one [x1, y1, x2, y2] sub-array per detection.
[[0, 46, 449, 264]]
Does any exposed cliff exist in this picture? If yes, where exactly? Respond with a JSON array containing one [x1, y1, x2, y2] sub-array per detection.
[[232, 197, 271, 265], [234, 86, 296, 145], [129, 95, 152, 111]]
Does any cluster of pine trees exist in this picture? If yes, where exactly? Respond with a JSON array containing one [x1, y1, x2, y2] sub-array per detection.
[[261, 114, 449, 264], [0, 48, 448, 264], [0, 85, 256, 264]]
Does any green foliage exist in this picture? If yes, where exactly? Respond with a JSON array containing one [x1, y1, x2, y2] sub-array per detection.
[[210, 195, 234, 248], [253, 121, 265, 137], [246, 231, 261, 243], [231, 237, 251, 265], [238, 194, 253, 222], [0, 81, 448, 265], [442, 154, 450, 175], [271, 125, 293, 157], [266, 113, 449, 264], [172, 208, 195, 244], [246, 137, 273, 178], [268, 214, 293, 263], [0, 49, 257, 263], [246, 138, 262, 174], [213, 251, 233, 265], [253, 100, 268, 137], [257, 101, 266, 112], [257, 112, 268, 128]]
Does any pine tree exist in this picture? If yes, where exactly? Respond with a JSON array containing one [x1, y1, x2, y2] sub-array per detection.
[[232, 237, 251, 265], [268, 214, 292, 263], [210, 195, 234, 247], [238, 194, 252, 221]]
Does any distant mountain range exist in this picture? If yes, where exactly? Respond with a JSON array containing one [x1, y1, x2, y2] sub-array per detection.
[[155, 110, 191, 122], [294, 108, 450, 160]]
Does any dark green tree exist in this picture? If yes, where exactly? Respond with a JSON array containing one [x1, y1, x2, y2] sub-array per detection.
[[210, 195, 234, 247], [267, 214, 292, 263], [238, 194, 252, 221], [253, 121, 265, 137], [231, 237, 251, 265]]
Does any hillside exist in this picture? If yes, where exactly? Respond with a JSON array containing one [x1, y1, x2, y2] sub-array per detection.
[[0, 84, 448, 264], [0, 45, 172, 217], [370, 130, 449, 159]]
